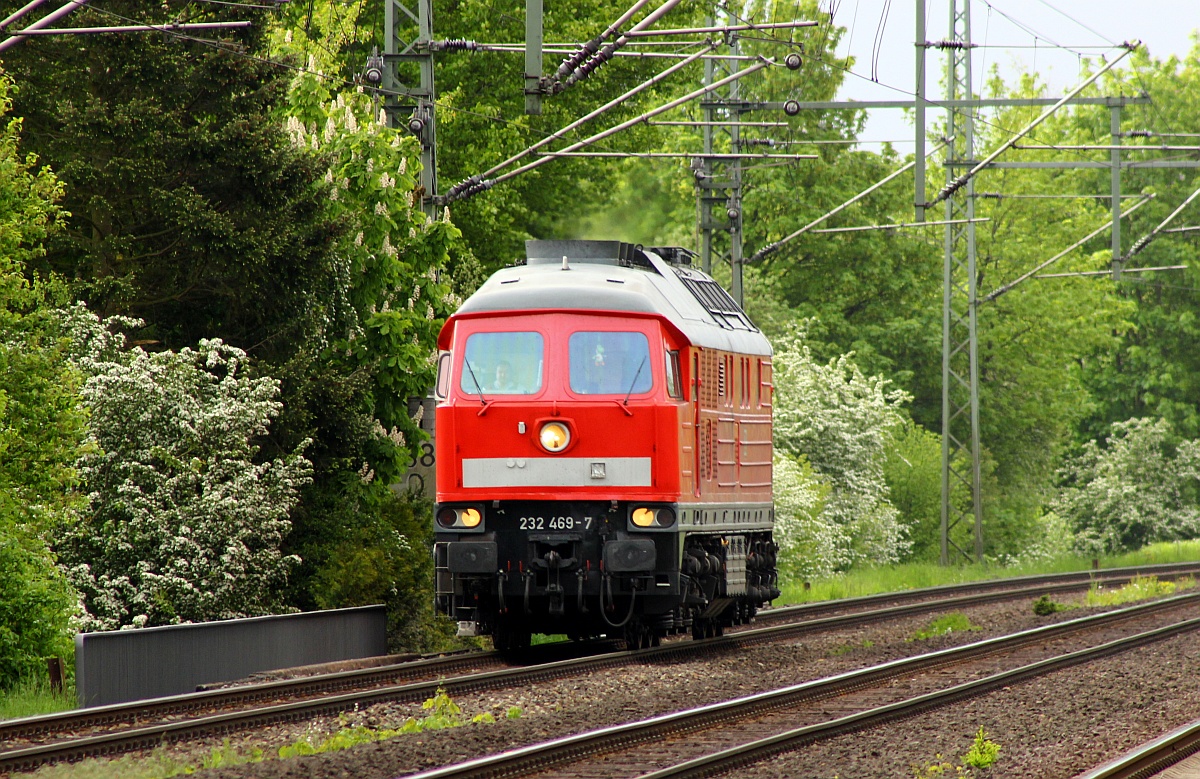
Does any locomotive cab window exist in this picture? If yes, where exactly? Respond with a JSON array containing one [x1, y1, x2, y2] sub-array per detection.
[[434, 352, 452, 399], [665, 349, 682, 398], [460, 331, 544, 395], [569, 331, 653, 396]]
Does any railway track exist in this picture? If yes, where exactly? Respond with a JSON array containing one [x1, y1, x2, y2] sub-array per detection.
[[396, 591, 1200, 779], [2, 562, 1196, 773], [1074, 718, 1200, 779]]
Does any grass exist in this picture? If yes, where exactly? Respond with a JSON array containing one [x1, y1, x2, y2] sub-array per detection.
[[776, 539, 1200, 606], [0, 677, 75, 721], [27, 687, 518, 779], [910, 612, 981, 641], [1085, 573, 1191, 607]]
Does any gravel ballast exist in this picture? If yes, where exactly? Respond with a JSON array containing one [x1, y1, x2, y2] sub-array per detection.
[[29, 592, 1200, 779]]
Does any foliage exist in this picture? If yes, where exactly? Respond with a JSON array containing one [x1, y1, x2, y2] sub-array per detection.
[[912, 757, 965, 779], [1068, 43, 1200, 442], [260, 13, 469, 645], [1052, 418, 1200, 556], [0, 675, 74, 721], [0, 71, 81, 689], [1032, 595, 1071, 616], [2, 0, 344, 357], [910, 612, 980, 641], [1085, 574, 1181, 607], [772, 324, 912, 573], [771, 451, 833, 578], [883, 421, 947, 561], [775, 538, 1200, 607], [56, 307, 312, 630], [961, 727, 1001, 770], [279, 687, 503, 758]]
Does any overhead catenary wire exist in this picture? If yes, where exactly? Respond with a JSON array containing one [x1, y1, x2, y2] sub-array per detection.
[[13, 20, 252, 35], [810, 217, 989, 234], [445, 56, 771, 203], [931, 40, 1139, 205], [535, 151, 815, 159], [445, 42, 718, 199], [1037, 265, 1187, 279], [482, 44, 759, 62], [982, 195, 1154, 302], [1123, 182, 1200, 262], [621, 20, 818, 37], [747, 140, 949, 264]]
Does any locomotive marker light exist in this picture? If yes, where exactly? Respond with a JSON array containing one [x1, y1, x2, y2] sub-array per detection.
[[631, 506, 677, 529], [436, 506, 484, 530], [538, 421, 571, 452]]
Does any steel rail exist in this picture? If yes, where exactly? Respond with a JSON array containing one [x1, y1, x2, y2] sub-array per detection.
[[400, 592, 1200, 779], [1073, 719, 1200, 779], [2, 563, 1195, 755], [753, 560, 1200, 625]]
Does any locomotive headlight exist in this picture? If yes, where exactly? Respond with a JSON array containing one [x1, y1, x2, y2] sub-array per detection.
[[631, 506, 676, 529], [459, 507, 482, 528], [539, 421, 571, 453], [632, 508, 656, 527]]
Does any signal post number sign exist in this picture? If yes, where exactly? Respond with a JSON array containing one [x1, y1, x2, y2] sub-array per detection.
[[403, 397, 437, 498]]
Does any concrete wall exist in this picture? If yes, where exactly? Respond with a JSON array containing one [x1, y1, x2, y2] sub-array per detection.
[[75, 605, 387, 707]]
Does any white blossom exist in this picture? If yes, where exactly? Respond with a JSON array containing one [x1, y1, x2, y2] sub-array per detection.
[[1052, 417, 1200, 555], [771, 324, 911, 577], [57, 306, 312, 631]]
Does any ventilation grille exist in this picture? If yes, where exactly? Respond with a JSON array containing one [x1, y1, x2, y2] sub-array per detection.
[[673, 268, 758, 331]]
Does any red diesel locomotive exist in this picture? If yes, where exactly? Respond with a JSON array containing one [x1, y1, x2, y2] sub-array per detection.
[[432, 240, 779, 650]]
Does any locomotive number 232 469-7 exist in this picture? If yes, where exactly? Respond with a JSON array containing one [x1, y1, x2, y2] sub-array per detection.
[[518, 516, 593, 531]]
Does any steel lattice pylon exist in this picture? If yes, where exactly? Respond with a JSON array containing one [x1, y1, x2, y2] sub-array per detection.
[[940, 0, 983, 564], [698, 8, 745, 305], [384, 0, 438, 216]]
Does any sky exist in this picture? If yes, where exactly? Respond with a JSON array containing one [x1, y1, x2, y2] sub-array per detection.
[[822, 0, 1200, 149]]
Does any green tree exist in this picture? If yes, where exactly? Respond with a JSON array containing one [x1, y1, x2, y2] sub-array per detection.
[[1064, 44, 1200, 442], [1, 0, 344, 356], [0, 73, 81, 686], [1052, 417, 1200, 554]]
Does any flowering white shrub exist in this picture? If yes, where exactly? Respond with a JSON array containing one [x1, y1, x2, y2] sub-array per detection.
[[57, 306, 312, 630], [1052, 417, 1200, 555], [772, 326, 911, 576], [771, 451, 838, 578]]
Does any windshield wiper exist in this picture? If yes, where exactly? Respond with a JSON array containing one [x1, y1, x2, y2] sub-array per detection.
[[622, 356, 647, 406], [463, 359, 488, 407]]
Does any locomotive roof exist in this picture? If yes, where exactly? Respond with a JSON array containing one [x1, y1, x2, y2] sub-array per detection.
[[446, 240, 772, 355]]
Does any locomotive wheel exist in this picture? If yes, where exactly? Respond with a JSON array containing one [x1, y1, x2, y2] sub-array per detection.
[[624, 622, 658, 651], [493, 620, 532, 654]]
